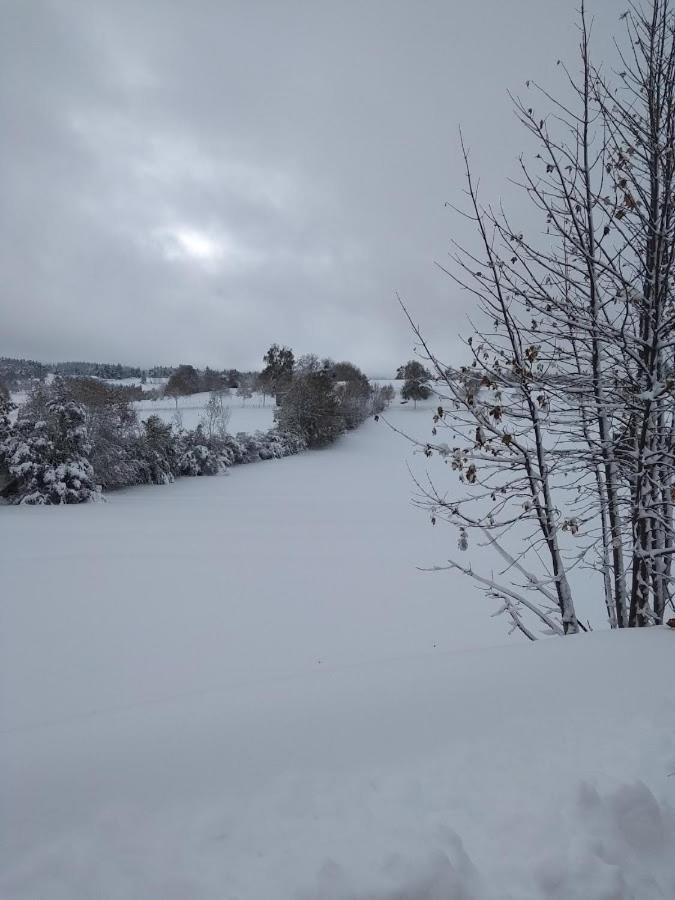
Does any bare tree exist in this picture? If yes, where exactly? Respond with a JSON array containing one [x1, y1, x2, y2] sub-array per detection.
[[200, 389, 231, 439], [237, 377, 254, 407], [396, 1, 675, 637]]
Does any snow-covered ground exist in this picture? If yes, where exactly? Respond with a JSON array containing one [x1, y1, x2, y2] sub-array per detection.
[[1, 402, 674, 899], [133, 390, 275, 433], [101, 376, 168, 392], [8, 384, 273, 434], [8, 390, 27, 416]]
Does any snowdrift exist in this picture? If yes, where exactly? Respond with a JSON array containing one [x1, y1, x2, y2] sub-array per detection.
[[2, 628, 674, 899]]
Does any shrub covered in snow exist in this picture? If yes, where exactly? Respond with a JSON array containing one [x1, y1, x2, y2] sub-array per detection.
[[1, 383, 100, 504], [134, 415, 177, 485], [176, 425, 221, 477], [67, 378, 143, 490], [233, 429, 306, 463]]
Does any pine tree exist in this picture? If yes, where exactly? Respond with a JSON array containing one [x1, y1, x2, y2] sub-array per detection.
[[2, 386, 100, 504]]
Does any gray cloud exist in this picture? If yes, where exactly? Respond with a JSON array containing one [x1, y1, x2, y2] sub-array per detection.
[[0, 0, 615, 374]]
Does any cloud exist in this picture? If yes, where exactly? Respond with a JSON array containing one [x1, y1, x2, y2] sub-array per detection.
[[0, 0, 615, 373]]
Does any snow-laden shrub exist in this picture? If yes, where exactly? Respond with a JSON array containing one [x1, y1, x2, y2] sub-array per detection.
[[262, 430, 306, 458], [92, 433, 143, 489], [133, 415, 177, 485], [177, 426, 220, 476], [233, 429, 307, 463], [236, 431, 270, 463], [217, 433, 248, 467], [172, 426, 305, 475], [67, 378, 143, 490], [1, 387, 100, 504]]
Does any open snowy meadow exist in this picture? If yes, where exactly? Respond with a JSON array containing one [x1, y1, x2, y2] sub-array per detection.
[[133, 389, 277, 434], [2, 396, 674, 899]]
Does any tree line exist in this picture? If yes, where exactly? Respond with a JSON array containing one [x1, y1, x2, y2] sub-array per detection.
[[0, 348, 395, 504]]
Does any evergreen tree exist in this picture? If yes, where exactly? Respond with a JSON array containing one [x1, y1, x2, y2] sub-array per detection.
[[2, 384, 99, 504]]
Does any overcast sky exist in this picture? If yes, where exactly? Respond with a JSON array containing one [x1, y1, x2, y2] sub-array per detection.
[[1, 0, 619, 374]]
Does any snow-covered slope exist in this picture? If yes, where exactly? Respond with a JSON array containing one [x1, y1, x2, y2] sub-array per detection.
[[1, 407, 674, 898]]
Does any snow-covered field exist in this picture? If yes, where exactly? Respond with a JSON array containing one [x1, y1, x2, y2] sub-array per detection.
[[102, 376, 168, 392], [1, 401, 674, 899], [133, 390, 275, 433], [8, 384, 274, 434]]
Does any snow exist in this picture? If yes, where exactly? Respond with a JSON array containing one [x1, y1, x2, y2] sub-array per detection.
[[9, 386, 274, 433], [134, 390, 275, 433], [8, 391, 27, 421], [1, 402, 674, 898], [100, 376, 168, 392]]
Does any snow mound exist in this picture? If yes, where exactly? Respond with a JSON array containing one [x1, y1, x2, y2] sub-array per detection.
[[297, 780, 675, 900]]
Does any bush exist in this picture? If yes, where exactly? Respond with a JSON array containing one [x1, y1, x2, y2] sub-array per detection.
[[134, 415, 177, 485], [232, 429, 306, 463], [177, 426, 220, 476], [66, 378, 141, 490], [1, 384, 100, 504]]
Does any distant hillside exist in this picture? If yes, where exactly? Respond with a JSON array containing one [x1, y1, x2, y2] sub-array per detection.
[[0, 357, 47, 389], [0, 357, 148, 389]]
